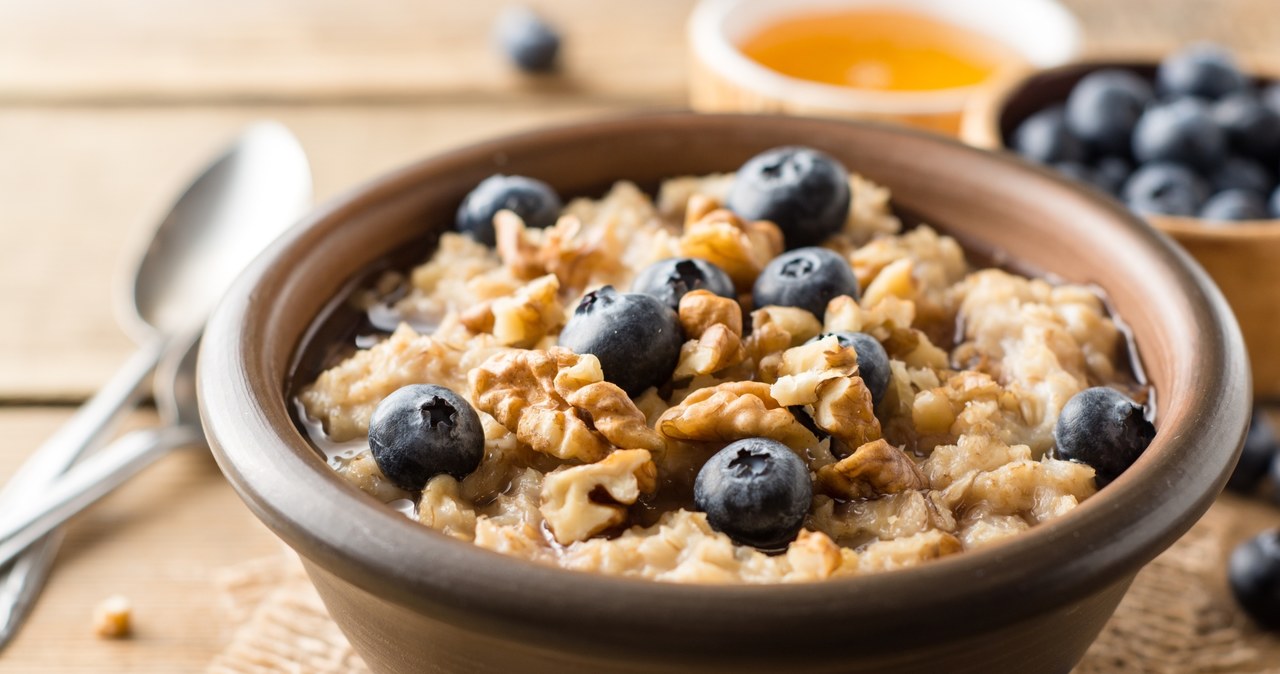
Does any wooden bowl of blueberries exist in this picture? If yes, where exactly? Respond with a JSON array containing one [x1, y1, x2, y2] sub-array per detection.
[[963, 43, 1280, 397]]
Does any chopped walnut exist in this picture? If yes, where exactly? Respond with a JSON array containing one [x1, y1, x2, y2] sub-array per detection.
[[470, 348, 662, 463], [673, 323, 748, 378], [678, 208, 783, 291], [494, 210, 610, 294], [813, 375, 882, 450], [770, 337, 881, 449], [815, 439, 927, 500], [656, 381, 819, 452], [678, 289, 743, 338], [540, 449, 658, 544], [745, 306, 823, 382], [92, 595, 132, 639], [459, 274, 564, 348], [770, 337, 858, 405]]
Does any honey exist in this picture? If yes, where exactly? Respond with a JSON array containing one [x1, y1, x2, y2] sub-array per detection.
[[740, 8, 1020, 92]]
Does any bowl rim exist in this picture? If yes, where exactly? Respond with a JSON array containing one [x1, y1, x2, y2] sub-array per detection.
[[961, 57, 1280, 231], [199, 111, 1249, 658], [687, 0, 1081, 115]]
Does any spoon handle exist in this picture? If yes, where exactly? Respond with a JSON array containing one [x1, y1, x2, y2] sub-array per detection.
[[0, 425, 204, 570], [0, 335, 168, 650]]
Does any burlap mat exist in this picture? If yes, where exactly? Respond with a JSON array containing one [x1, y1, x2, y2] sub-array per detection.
[[205, 508, 1278, 674]]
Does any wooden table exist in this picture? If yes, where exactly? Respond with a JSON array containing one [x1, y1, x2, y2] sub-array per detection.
[[0, 1, 1278, 671]]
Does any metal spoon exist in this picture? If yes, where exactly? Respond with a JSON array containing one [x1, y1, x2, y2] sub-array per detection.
[[0, 122, 311, 647], [0, 331, 205, 570]]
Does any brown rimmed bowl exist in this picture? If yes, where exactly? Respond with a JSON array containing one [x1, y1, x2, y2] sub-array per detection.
[[962, 60, 1280, 398], [199, 112, 1250, 674]]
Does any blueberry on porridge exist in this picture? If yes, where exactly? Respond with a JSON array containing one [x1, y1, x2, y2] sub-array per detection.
[[726, 146, 851, 248], [294, 145, 1155, 584], [631, 257, 737, 311], [753, 247, 860, 318], [456, 174, 562, 246], [695, 438, 813, 550]]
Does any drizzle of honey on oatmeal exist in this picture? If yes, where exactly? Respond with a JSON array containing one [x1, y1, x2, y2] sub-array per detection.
[[739, 8, 1020, 91]]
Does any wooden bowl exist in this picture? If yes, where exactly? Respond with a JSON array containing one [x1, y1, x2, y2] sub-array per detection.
[[963, 60, 1280, 397], [686, 0, 1081, 135], [199, 113, 1249, 674]]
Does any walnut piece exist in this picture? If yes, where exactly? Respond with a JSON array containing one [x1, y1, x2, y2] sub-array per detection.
[[770, 337, 881, 449], [495, 210, 608, 293], [470, 348, 663, 463], [745, 306, 824, 382], [459, 274, 564, 348], [92, 595, 131, 639], [673, 323, 748, 378], [678, 208, 783, 291], [816, 439, 927, 500], [656, 381, 819, 452], [678, 289, 743, 338], [540, 449, 658, 543]]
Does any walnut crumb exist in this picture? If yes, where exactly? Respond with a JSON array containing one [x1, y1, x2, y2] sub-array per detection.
[[540, 449, 658, 544], [92, 595, 131, 639], [471, 348, 663, 462], [816, 439, 927, 500], [656, 381, 818, 452]]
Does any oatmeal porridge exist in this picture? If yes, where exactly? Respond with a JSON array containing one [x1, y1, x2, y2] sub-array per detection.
[[294, 145, 1155, 584]]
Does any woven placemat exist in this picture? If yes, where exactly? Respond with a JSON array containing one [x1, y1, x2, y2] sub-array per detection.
[[205, 508, 1277, 674]]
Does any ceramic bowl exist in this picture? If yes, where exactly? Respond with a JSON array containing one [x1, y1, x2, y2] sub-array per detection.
[[199, 113, 1249, 674], [687, 0, 1080, 134], [962, 60, 1280, 397]]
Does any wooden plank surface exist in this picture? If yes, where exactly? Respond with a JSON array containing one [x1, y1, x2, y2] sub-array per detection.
[[0, 0, 1279, 105], [0, 101, 623, 400], [0, 408, 281, 673], [0, 0, 695, 104]]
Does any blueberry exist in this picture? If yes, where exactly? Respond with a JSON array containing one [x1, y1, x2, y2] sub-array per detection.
[[455, 174, 561, 247], [1157, 43, 1250, 100], [726, 146, 851, 249], [1012, 106, 1088, 165], [1229, 529, 1280, 629], [1065, 69, 1154, 156], [1200, 189, 1269, 222], [753, 247, 858, 319], [809, 331, 890, 407], [1132, 98, 1228, 171], [559, 286, 683, 395], [494, 6, 561, 73], [367, 384, 485, 491], [694, 438, 813, 550], [1092, 156, 1133, 195], [631, 258, 736, 311], [1053, 387, 1155, 485], [1227, 409, 1279, 493], [1123, 162, 1209, 216], [1264, 82, 1280, 115], [1212, 156, 1273, 194], [1213, 93, 1280, 163]]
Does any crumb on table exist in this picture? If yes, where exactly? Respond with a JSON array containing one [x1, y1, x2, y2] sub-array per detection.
[[92, 595, 131, 639]]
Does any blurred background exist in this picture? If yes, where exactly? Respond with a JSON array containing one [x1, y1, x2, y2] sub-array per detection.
[[2, 0, 1280, 671]]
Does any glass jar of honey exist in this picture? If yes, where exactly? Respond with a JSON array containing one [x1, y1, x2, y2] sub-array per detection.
[[688, 0, 1081, 135]]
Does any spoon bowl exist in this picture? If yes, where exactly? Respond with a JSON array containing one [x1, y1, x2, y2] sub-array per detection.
[[124, 121, 312, 340]]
